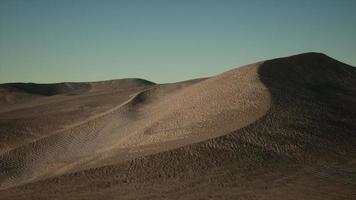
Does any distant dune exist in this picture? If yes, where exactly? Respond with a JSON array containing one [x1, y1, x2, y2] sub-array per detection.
[[0, 53, 355, 200]]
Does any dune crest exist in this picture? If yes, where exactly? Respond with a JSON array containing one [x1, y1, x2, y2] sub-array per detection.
[[1, 53, 356, 199]]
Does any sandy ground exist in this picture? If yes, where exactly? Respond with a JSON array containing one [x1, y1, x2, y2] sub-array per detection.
[[0, 53, 356, 199]]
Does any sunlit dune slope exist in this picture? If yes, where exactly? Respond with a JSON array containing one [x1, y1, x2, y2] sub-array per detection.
[[0, 53, 355, 200]]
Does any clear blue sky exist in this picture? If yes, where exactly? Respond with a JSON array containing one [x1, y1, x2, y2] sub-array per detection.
[[1, 0, 356, 83]]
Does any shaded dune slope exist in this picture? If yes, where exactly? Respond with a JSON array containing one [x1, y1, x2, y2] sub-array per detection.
[[0, 78, 155, 108], [1, 82, 91, 96], [0, 82, 90, 107], [1, 53, 356, 199]]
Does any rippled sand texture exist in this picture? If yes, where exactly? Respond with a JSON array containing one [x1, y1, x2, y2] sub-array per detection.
[[0, 53, 356, 199]]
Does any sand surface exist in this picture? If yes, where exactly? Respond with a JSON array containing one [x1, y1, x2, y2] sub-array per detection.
[[0, 53, 356, 199]]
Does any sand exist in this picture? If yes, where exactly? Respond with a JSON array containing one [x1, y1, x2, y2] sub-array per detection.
[[0, 53, 355, 199]]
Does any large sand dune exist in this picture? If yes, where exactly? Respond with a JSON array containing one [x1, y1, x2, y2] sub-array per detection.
[[0, 53, 355, 199]]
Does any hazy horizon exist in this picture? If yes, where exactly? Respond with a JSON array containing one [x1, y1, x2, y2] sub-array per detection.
[[1, 0, 356, 84]]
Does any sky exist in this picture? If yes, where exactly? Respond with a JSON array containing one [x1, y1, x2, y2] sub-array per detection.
[[1, 0, 356, 84]]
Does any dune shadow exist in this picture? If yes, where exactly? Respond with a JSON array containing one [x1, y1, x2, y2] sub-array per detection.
[[252, 52, 356, 162], [1, 82, 92, 96]]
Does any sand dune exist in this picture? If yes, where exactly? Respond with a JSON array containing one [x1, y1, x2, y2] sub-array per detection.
[[0, 53, 356, 199]]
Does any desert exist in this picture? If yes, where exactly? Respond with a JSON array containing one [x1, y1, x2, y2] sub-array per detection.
[[0, 53, 355, 199]]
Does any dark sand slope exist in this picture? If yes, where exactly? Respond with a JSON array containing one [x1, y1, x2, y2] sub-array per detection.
[[1, 53, 356, 199]]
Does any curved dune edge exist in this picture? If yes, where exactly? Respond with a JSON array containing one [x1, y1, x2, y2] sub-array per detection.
[[0, 62, 271, 189], [1, 53, 355, 200], [0, 79, 155, 154]]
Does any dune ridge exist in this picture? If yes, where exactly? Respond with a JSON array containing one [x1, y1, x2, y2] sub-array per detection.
[[0, 53, 356, 199]]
